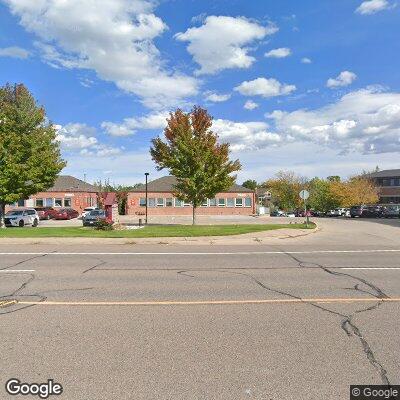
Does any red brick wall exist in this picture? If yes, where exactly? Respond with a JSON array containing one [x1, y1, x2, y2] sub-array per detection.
[[126, 191, 256, 216], [5, 191, 98, 214]]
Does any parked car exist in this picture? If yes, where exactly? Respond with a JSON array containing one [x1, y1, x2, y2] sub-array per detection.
[[327, 209, 341, 217], [34, 206, 57, 220], [350, 205, 365, 218], [53, 208, 79, 220], [81, 207, 98, 218], [286, 211, 296, 218], [82, 209, 107, 226], [270, 210, 286, 217], [4, 209, 39, 227], [381, 205, 400, 218]]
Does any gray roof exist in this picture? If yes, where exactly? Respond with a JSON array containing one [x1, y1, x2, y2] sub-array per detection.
[[130, 176, 253, 193], [46, 175, 98, 192], [367, 169, 400, 178]]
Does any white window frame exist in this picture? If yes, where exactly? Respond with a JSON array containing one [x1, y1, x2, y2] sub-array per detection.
[[235, 198, 243, 207], [156, 198, 164, 207], [201, 199, 208, 207], [183, 201, 191, 207], [244, 197, 252, 207], [148, 198, 156, 208], [209, 198, 217, 207], [139, 198, 146, 207], [218, 198, 226, 207], [64, 198, 72, 207], [226, 198, 235, 207], [166, 198, 173, 207], [35, 198, 44, 207], [174, 198, 183, 207], [55, 198, 63, 207]]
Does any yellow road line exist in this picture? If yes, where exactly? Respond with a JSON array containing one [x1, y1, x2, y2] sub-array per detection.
[[16, 297, 400, 306], [0, 299, 18, 308]]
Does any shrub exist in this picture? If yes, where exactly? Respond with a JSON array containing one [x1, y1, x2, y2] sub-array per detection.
[[94, 219, 114, 231]]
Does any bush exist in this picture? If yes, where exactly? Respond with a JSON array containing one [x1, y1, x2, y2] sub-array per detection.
[[94, 219, 114, 231]]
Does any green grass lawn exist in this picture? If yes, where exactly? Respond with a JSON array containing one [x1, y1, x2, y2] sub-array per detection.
[[0, 223, 315, 238]]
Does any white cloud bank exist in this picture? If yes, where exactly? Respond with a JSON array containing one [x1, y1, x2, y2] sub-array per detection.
[[356, 0, 391, 14], [235, 77, 296, 98], [326, 71, 357, 88], [264, 47, 291, 58], [3, 0, 198, 109], [244, 100, 259, 110], [204, 92, 231, 103], [0, 46, 30, 59], [175, 16, 278, 75]]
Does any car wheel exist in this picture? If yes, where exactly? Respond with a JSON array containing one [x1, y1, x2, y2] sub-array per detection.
[[19, 219, 25, 227], [32, 219, 38, 227]]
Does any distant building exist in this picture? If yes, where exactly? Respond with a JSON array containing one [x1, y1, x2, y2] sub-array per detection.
[[7, 175, 98, 213], [126, 176, 256, 216], [368, 169, 400, 205]]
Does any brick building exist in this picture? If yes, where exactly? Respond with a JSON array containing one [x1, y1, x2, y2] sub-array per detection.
[[7, 175, 98, 214], [368, 169, 400, 205], [126, 176, 256, 216]]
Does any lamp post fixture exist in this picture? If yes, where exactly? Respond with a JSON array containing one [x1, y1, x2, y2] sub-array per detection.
[[145, 172, 149, 225]]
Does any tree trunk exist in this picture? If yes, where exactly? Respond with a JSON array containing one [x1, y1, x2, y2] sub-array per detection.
[[192, 205, 196, 225], [0, 201, 6, 229]]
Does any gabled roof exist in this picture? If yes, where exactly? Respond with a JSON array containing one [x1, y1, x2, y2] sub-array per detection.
[[368, 169, 400, 178], [130, 176, 253, 193], [46, 175, 98, 192]]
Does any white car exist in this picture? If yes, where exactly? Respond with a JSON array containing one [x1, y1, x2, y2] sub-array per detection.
[[4, 209, 39, 227], [81, 207, 98, 218]]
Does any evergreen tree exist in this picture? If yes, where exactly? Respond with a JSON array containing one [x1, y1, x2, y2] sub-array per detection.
[[150, 106, 241, 224]]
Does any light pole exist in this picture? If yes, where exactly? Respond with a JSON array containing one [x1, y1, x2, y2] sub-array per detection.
[[145, 172, 149, 225]]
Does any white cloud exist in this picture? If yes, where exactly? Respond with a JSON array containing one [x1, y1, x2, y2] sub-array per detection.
[[55, 123, 121, 156], [266, 88, 400, 154], [235, 77, 296, 98], [175, 16, 278, 75], [264, 47, 291, 58], [102, 111, 169, 137], [3, 0, 198, 109], [356, 0, 390, 14], [204, 92, 231, 102], [244, 100, 259, 110], [326, 71, 357, 88], [301, 57, 312, 64], [0, 46, 30, 59]]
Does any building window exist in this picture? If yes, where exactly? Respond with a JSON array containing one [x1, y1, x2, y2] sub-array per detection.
[[166, 198, 173, 207], [139, 198, 146, 207], [184, 201, 191, 207], [226, 198, 234, 207], [245, 197, 252, 207], [35, 198, 44, 207], [174, 199, 183, 207], [201, 199, 208, 207], [45, 198, 54, 207], [157, 198, 164, 207], [148, 198, 156, 208], [55, 198, 63, 207], [218, 198, 225, 207], [209, 198, 217, 207], [235, 198, 243, 207], [64, 198, 71, 207], [17, 199, 25, 207]]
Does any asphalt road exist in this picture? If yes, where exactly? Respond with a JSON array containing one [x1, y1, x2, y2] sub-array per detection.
[[1, 218, 400, 399]]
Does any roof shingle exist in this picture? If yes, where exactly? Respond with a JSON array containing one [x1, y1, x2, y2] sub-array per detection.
[[46, 175, 98, 192]]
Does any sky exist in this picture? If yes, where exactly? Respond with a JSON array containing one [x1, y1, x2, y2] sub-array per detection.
[[0, 0, 399, 185]]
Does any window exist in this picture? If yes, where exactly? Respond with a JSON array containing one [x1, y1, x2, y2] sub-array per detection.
[[166, 198, 173, 207], [45, 198, 54, 207], [64, 198, 71, 207], [175, 199, 183, 207], [209, 198, 217, 207], [157, 198, 164, 207], [27, 210, 36, 215], [17, 199, 25, 207], [227, 198, 234, 207], [218, 198, 225, 207], [245, 197, 252, 207], [235, 198, 243, 207], [139, 198, 146, 207], [184, 201, 191, 207], [55, 198, 63, 207], [390, 179, 395, 186], [148, 198, 156, 208], [35, 198, 44, 207], [201, 199, 208, 207]]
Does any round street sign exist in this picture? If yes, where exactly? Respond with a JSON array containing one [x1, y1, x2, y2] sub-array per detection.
[[299, 190, 310, 200]]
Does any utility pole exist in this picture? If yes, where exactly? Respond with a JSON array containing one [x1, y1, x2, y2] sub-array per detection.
[[145, 172, 149, 225]]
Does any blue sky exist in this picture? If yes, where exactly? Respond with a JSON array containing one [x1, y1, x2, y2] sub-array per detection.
[[1, 0, 399, 185]]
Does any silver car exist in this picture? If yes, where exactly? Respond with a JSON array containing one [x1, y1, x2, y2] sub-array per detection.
[[4, 209, 39, 227]]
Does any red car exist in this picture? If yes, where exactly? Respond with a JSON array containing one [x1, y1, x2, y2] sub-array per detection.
[[53, 208, 79, 220], [34, 207, 57, 220]]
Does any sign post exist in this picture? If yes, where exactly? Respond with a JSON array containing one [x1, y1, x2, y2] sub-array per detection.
[[299, 190, 310, 227]]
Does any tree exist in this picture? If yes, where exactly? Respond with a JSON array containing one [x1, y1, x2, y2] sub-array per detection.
[[242, 179, 258, 191], [150, 106, 241, 224], [309, 178, 341, 213], [0, 84, 65, 227], [331, 176, 378, 207]]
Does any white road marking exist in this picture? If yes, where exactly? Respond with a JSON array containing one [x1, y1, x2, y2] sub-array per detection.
[[0, 250, 399, 256], [341, 267, 400, 270], [0, 269, 35, 272]]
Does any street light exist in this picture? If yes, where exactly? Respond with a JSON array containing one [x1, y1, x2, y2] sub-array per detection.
[[145, 172, 149, 225]]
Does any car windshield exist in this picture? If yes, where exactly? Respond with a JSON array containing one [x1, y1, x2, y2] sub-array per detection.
[[6, 210, 24, 216], [84, 208, 94, 211], [89, 210, 104, 216]]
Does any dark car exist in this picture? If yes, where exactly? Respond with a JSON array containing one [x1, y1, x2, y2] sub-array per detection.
[[350, 205, 366, 218], [34, 207, 57, 220], [351, 205, 383, 218], [382, 205, 400, 218], [83, 209, 107, 226], [53, 208, 79, 220]]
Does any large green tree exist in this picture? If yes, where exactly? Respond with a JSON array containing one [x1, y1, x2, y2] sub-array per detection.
[[0, 83, 65, 226], [242, 179, 258, 191], [308, 177, 341, 213], [150, 106, 241, 224]]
